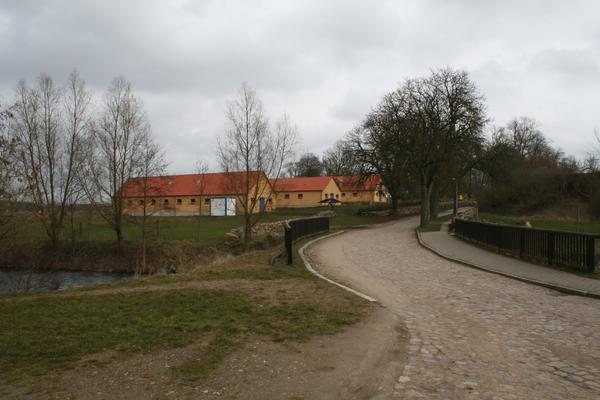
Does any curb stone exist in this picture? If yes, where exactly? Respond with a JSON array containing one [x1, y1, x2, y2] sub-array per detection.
[[299, 231, 378, 303]]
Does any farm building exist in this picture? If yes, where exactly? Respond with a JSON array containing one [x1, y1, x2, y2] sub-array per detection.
[[121, 171, 275, 216], [333, 175, 388, 203], [271, 176, 342, 207]]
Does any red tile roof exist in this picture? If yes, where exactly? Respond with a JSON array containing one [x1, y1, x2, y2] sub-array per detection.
[[271, 176, 335, 192], [334, 175, 381, 192], [121, 171, 266, 197]]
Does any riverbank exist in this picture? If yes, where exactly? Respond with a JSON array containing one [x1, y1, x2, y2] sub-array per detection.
[[0, 235, 284, 274]]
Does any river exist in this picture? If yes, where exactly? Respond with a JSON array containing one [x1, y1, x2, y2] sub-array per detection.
[[0, 269, 133, 294]]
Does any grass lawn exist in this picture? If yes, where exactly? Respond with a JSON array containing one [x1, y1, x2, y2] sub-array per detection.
[[0, 238, 370, 384]]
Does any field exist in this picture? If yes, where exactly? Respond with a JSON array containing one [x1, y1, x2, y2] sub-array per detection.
[[7, 204, 397, 245]]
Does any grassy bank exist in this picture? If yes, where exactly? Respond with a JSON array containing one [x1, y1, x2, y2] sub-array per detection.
[[0, 238, 371, 388], [478, 212, 600, 234]]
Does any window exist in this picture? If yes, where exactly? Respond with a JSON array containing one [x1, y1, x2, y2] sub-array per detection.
[[297, 193, 303, 199], [342, 193, 346, 197], [268, 198, 272, 203], [177, 198, 182, 204], [190, 198, 196, 204], [335, 194, 339, 199], [284, 194, 290, 199], [151, 199, 156, 205], [330, 193, 334, 198], [353, 192, 358, 197], [164, 199, 169, 204], [204, 198, 210, 205], [139, 200, 144, 205]]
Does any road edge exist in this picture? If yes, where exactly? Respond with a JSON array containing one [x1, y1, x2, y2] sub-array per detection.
[[299, 231, 378, 303], [415, 229, 600, 300]]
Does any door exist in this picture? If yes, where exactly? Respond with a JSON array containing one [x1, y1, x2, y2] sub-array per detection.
[[210, 198, 226, 216], [225, 197, 237, 216], [259, 197, 265, 213]]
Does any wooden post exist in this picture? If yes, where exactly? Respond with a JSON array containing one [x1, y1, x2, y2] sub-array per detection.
[[285, 226, 293, 265]]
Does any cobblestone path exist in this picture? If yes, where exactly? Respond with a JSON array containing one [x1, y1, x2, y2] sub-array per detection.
[[308, 217, 600, 400]]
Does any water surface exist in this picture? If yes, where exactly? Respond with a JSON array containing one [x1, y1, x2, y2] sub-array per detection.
[[0, 269, 132, 294]]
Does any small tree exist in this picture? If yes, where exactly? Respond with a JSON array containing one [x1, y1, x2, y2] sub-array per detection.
[[194, 160, 209, 241], [136, 141, 167, 274], [82, 77, 150, 245], [10, 71, 90, 247], [217, 83, 296, 241]]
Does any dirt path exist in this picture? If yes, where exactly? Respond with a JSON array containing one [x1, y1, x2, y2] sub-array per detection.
[[308, 216, 600, 399]]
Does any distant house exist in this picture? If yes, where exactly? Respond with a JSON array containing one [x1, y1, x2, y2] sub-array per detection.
[[333, 175, 387, 203], [121, 171, 275, 216], [271, 176, 342, 207]]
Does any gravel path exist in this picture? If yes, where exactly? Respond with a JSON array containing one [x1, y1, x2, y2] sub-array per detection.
[[308, 217, 600, 400]]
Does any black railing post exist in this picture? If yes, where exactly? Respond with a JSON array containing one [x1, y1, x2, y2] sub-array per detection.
[[548, 232, 555, 265], [519, 228, 524, 259], [586, 237, 596, 272]]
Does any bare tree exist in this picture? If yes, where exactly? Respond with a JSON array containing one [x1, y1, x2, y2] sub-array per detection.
[[349, 69, 487, 224], [322, 140, 360, 176], [136, 141, 167, 274], [402, 69, 487, 226], [82, 77, 149, 245], [0, 102, 17, 243], [217, 83, 296, 241], [10, 71, 90, 247]]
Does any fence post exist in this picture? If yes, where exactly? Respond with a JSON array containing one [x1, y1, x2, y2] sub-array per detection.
[[519, 228, 524, 259], [547, 232, 555, 265], [586, 237, 596, 272]]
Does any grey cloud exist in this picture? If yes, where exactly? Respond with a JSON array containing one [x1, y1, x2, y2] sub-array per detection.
[[1, 0, 600, 173]]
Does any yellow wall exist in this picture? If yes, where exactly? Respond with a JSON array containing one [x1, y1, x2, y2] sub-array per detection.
[[276, 178, 343, 207], [276, 190, 323, 207], [122, 174, 276, 215], [340, 188, 387, 203]]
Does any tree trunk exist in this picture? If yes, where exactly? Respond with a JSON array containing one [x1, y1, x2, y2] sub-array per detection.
[[244, 212, 252, 243], [429, 181, 439, 219], [116, 225, 123, 247], [420, 180, 434, 227], [141, 202, 147, 276], [390, 193, 399, 216]]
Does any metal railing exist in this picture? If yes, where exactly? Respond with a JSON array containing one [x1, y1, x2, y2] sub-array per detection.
[[285, 216, 330, 264], [454, 218, 599, 272]]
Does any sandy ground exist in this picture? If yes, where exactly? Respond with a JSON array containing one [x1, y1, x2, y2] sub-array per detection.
[[308, 216, 600, 399]]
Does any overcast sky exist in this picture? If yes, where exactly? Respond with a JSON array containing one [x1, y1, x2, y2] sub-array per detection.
[[1, 0, 599, 173]]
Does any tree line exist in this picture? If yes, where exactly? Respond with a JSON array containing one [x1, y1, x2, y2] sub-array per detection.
[[288, 68, 598, 227]]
